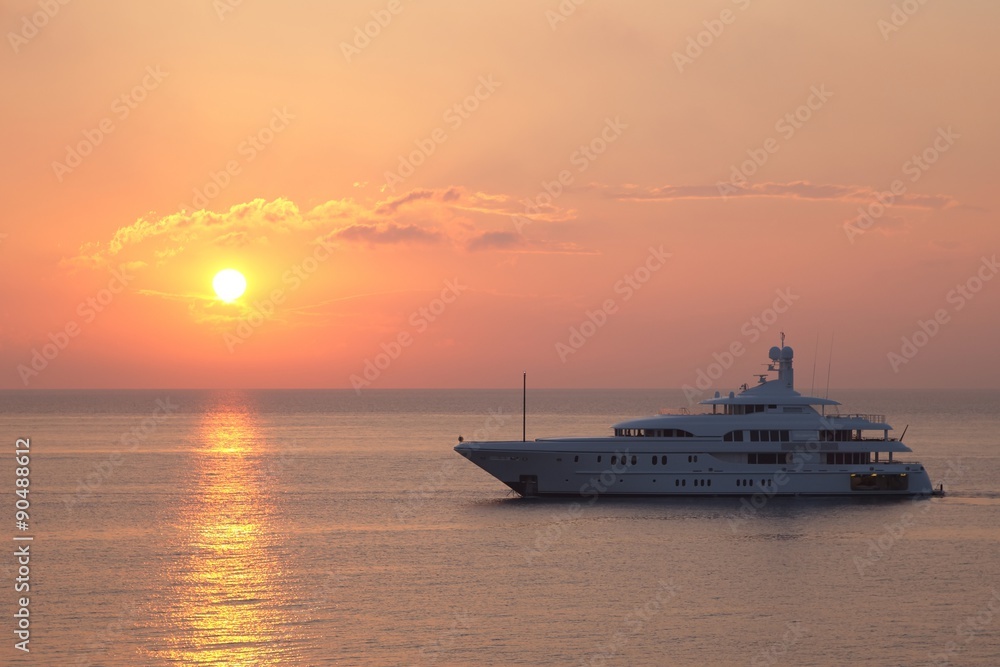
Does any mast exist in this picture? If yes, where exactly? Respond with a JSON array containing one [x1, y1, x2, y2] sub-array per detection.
[[522, 371, 526, 442]]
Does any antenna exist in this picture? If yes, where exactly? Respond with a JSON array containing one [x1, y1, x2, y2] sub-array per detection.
[[809, 332, 819, 395], [824, 333, 834, 401], [522, 370, 526, 442]]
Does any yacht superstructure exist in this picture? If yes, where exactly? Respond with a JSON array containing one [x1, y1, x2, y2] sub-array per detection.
[[454, 338, 934, 497]]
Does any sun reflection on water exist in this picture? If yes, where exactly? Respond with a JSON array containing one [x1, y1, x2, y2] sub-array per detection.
[[147, 396, 302, 665]]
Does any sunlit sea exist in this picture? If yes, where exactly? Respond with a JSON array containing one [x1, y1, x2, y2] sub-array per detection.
[[1, 388, 998, 666]]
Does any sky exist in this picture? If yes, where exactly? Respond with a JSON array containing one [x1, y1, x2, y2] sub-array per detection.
[[1, 0, 998, 390]]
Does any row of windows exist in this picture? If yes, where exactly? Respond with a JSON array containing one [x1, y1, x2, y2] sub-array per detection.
[[750, 430, 791, 443], [747, 453, 790, 464], [723, 429, 858, 443], [826, 452, 870, 465], [724, 430, 793, 442], [725, 404, 774, 415], [572, 455, 679, 465], [675, 478, 711, 487], [736, 478, 774, 487], [614, 428, 695, 438], [568, 452, 870, 467]]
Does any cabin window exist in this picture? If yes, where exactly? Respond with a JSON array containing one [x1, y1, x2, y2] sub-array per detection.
[[631, 455, 637, 465], [574, 456, 579, 463], [597, 455, 602, 463], [651, 456, 657, 465], [611, 455, 617, 465], [661, 456, 667, 465]]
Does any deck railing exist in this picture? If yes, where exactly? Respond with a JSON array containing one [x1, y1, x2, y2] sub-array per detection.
[[827, 413, 886, 424]]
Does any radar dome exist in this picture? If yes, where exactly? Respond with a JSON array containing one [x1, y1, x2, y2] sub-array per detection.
[[781, 346, 794, 360], [768, 346, 781, 360]]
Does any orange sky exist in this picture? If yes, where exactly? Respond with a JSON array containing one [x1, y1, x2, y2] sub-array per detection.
[[2, 0, 998, 389]]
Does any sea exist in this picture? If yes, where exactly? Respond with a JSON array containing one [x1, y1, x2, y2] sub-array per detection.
[[1, 388, 998, 666]]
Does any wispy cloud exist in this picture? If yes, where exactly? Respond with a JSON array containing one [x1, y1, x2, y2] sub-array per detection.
[[330, 222, 444, 245], [593, 180, 961, 209]]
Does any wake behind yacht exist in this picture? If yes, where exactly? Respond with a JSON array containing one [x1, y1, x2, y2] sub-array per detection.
[[455, 337, 935, 497]]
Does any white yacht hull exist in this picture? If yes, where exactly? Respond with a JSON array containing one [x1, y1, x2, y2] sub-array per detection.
[[456, 440, 933, 497]]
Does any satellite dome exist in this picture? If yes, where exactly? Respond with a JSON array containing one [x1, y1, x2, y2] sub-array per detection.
[[781, 346, 794, 360], [768, 346, 781, 360]]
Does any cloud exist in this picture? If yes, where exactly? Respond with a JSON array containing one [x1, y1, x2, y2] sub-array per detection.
[[330, 222, 444, 245], [67, 185, 583, 273], [594, 180, 962, 209], [466, 230, 524, 252], [376, 189, 436, 214]]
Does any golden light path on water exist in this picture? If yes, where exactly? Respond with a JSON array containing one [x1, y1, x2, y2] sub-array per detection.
[[147, 397, 304, 665]]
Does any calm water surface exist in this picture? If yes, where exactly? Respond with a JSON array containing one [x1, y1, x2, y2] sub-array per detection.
[[1, 389, 998, 666]]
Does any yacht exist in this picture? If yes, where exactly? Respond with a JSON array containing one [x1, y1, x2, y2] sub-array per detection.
[[454, 337, 935, 497]]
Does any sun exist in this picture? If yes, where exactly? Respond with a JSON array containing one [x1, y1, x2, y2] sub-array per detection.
[[213, 268, 247, 302]]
